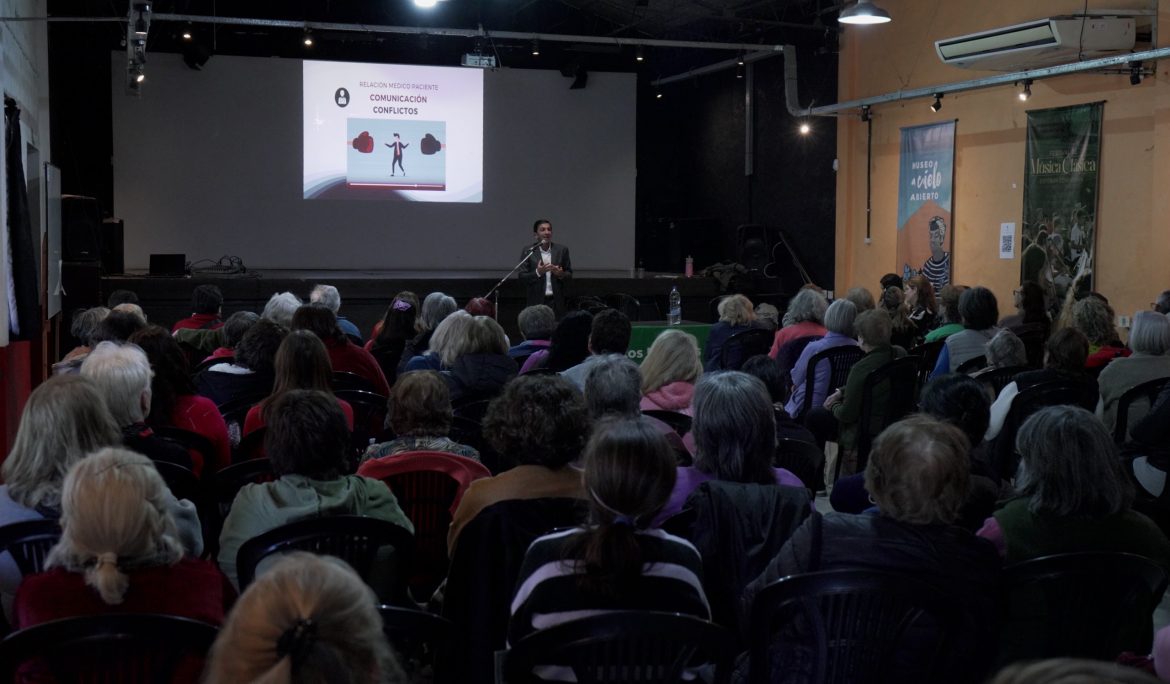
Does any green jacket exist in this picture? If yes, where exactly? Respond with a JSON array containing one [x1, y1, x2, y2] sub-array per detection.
[[993, 498, 1170, 569], [831, 344, 901, 450], [218, 474, 413, 595], [924, 322, 963, 343]]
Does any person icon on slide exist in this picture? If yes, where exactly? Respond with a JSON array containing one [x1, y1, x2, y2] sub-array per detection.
[[385, 133, 408, 176]]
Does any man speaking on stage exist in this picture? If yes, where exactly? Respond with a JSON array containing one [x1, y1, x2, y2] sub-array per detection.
[[519, 218, 572, 315]]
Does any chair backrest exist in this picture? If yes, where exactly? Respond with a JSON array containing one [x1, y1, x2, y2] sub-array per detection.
[[235, 515, 415, 597], [235, 426, 267, 463], [0, 519, 61, 577], [212, 457, 276, 520], [641, 410, 692, 436], [452, 398, 493, 423], [911, 339, 946, 391], [151, 460, 204, 509], [449, 415, 505, 474], [378, 604, 454, 676], [972, 365, 1029, 397], [774, 438, 824, 493], [801, 346, 864, 417], [332, 370, 378, 393], [748, 569, 964, 684], [1002, 552, 1169, 661], [956, 354, 988, 374], [774, 334, 823, 376], [854, 356, 921, 472], [503, 611, 737, 684], [0, 613, 219, 683], [334, 388, 390, 458], [154, 426, 218, 477], [1013, 323, 1049, 369], [1114, 377, 1170, 444], [216, 393, 266, 449], [720, 328, 776, 371], [358, 452, 491, 595], [992, 379, 1099, 480]]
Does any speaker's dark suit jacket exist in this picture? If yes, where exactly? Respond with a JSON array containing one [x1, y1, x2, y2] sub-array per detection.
[[518, 242, 572, 315]]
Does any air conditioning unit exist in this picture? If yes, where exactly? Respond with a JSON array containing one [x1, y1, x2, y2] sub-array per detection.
[[936, 16, 1135, 71]]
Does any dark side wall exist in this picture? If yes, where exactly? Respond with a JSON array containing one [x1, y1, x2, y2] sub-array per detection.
[[636, 44, 838, 293]]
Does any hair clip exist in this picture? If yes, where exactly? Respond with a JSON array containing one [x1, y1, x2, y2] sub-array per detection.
[[276, 617, 318, 666], [391, 299, 413, 312]]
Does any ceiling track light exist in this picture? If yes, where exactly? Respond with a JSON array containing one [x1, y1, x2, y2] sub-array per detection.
[[1131, 61, 1144, 86], [929, 93, 943, 113], [303, 29, 314, 47], [799, 121, 811, 135], [735, 62, 744, 79], [839, 0, 891, 26], [736, 51, 745, 66], [181, 23, 192, 41], [636, 45, 644, 62], [655, 88, 663, 99], [531, 39, 540, 57], [132, 2, 151, 37], [1017, 79, 1033, 101]]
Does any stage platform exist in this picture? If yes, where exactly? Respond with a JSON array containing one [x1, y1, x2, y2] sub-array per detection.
[[98, 269, 745, 341]]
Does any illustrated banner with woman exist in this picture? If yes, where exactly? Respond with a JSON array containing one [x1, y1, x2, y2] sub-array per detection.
[[896, 120, 956, 296], [1020, 102, 1103, 314]]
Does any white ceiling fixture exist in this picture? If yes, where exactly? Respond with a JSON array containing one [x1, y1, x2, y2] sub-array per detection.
[[838, 0, 891, 26]]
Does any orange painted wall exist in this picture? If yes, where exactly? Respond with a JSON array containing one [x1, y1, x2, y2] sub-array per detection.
[[835, 0, 1168, 327]]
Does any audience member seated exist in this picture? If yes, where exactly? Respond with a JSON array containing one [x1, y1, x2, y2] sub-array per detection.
[[195, 318, 285, 407], [448, 376, 590, 554], [365, 296, 415, 386], [112, 302, 147, 322], [972, 328, 1028, 379], [843, 286, 876, 313], [879, 272, 903, 292], [1097, 311, 1170, 434], [746, 416, 1001, 683], [831, 375, 1001, 531], [932, 286, 1000, 377], [639, 329, 703, 415], [754, 302, 781, 330], [1073, 296, 1131, 370], [785, 299, 858, 420], [520, 309, 592, 374], [507, 304, 555, 361], [59, 306, 109, 364], [704, 294, 761, 371], [106, 289, 138, 308], [441, 315, 516, 404], [768, 289, 829, 358], [80, 342, 193, 470], [508, 418, 709, 646], [905, 274, 938, 338], [13, 448, 232, 631], [91, 308, 147, 344], [261, 291, 302, 329], [881, 286, 918, 349], [310, 283, 362, 341], [171, 284, 224, 333], [404, 309, 474, 372], [218, 390, 412, 590], [367, 289, 419, 342], [203, 552, 402, 684], [465, 296, 496, 318], [1127, 381, 1170, 497], [130, 326, 231, 475], [561, 309, 633, 388], [998, 281, 1050, 334], [292, 304, 389, 396], [1156, 290, 1170, 316], [986, 327, 1097, 442], [807, 309, 903, 454], [978, 405, 1170, 568], [991, 658, 1162, 684], [243, 330, 355, 437], [654, 372, 803, 526], [399, 292, 457, 375], [362, 370, 479, 463], [583, 355, 689, 459], [203, 311, 259, 363], [741, 355, 817, 445], [924, 284, 967, 343], [0, 376, 202, 619]]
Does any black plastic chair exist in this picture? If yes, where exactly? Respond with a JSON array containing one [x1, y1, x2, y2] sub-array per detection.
[[235, 515, 415, 602], [852, 356, 921, 475], [151, 460, 205, 509], [0, 520, 61, 633], [154, 426, 218, 476], [335, 388, 390, 458], [775, 334, 823, 376], [0, 613, 219, 683], [800, 346, 864, 418], [213, 457, 276, 520], [235, 426, 267, 463], [774, 438, 824, 493], [748, 569, 964, 684], [971, 365, 1029, 397], [216, 393, 266, 448], [332, 370, 379, 393], [642, 410, 692, 437], [1002, 552, 1168, 662], [719, 328, 775, 371], [1013, 323, 1049, 369], [502, 611, 737, 684], [449, 415, 505, 474], [378, 604, 454, 678], [991, 379, 1099, 480], [911, 339, 946, 391], [453, 398, 494, 423], [1114, 377, 1170, 444], [955, 354, 988, 374]]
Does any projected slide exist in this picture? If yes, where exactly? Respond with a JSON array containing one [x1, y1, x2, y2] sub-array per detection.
[[303, 61, 483, 202]]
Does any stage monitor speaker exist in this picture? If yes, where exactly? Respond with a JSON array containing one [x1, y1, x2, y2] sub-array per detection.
[[736, 224, 770, 274], [61, 195, 101, 262], [101, 219, 124, 274]]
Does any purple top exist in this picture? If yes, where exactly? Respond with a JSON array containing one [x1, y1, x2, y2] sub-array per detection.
[[785, 332, 859, 418], [519, 349, 549, 374], [653, 466, 803, 527]]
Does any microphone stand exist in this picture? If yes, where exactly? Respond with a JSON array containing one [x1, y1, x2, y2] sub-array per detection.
[[485, 243, 541, 321]]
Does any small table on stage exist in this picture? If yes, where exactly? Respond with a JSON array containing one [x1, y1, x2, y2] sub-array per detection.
[[626, 321, 712, 364]]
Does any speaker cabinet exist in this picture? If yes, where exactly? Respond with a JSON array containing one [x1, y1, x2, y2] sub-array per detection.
[[101, 219, 124, 274], [61, 195, 101, 262]]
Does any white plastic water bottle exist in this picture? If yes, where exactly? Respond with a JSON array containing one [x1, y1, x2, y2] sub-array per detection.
[[668, 285, 682, 325]]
